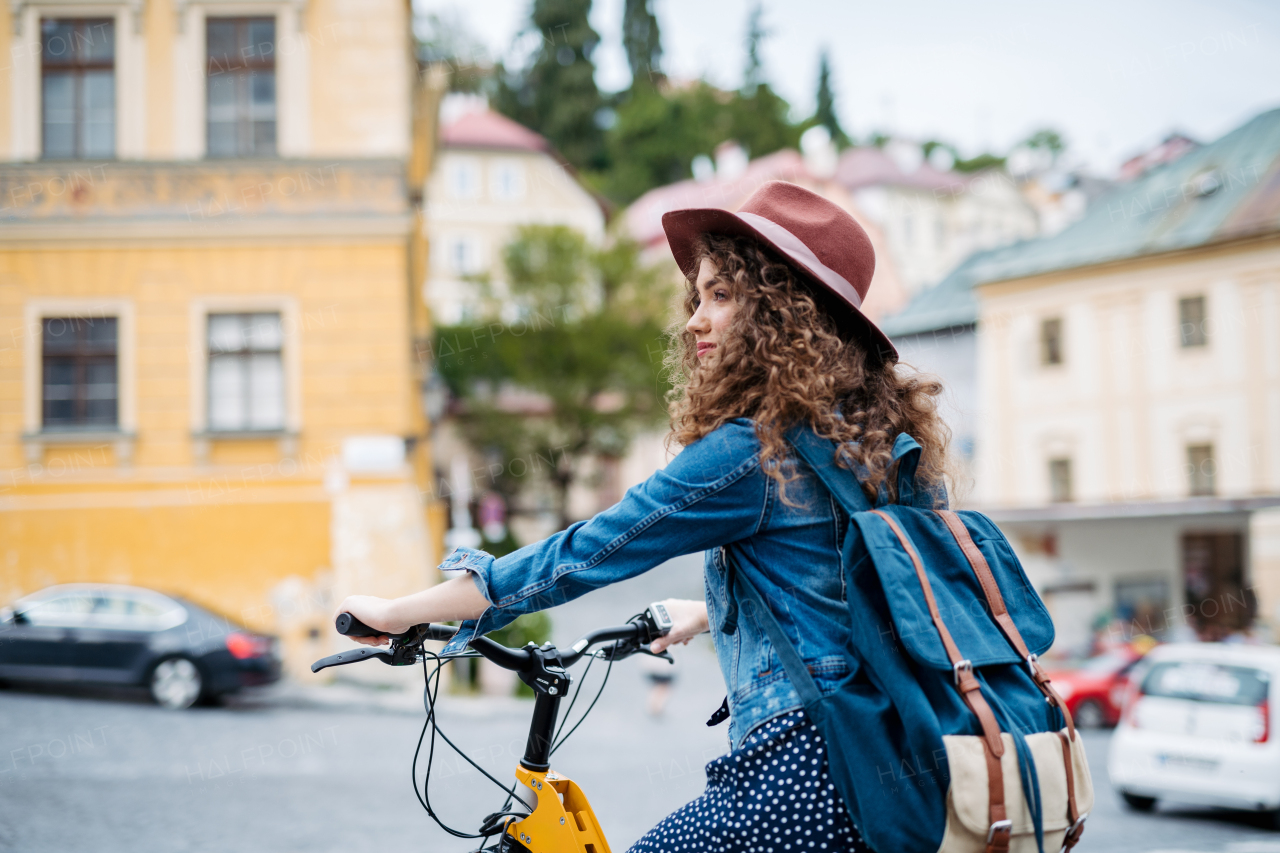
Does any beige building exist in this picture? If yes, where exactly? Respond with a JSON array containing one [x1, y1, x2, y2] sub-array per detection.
[[424, 97, 606, 325], [969, 108, 1280, 655], [0, 0, 446, 681], [835, 141, 1040, 296]]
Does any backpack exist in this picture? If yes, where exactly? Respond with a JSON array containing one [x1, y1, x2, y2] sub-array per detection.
[[727, 427, 1093, 853]]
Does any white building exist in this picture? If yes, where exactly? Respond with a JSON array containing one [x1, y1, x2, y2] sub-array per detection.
[[965, 108, 1280, 656], [424, 99, 606, 325], [835, 142, 1040, 296]]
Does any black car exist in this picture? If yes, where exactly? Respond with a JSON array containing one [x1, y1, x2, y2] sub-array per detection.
[[0, 584, 281, 709]]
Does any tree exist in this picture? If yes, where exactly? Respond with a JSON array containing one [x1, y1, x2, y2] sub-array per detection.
[[416, 9, 490, 92], [493, 0, 607, 171], [1022, 128, 1067, 162], [730, 4, 800, 159], [434, 226, 673, 531], [742, 4, 768, 95], [813, 49, 850, 149], [622, 0, 662, 89]]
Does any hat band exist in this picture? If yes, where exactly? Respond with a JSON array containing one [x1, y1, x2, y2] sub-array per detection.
[[736, 212, 863, 310]]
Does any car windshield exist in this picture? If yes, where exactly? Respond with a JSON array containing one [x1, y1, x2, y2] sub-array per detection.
[[1078, 651, 1133, 674], [1142, 661, 1269, 706]]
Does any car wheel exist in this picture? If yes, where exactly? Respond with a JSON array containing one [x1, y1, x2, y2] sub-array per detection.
[[1075, 699, 1106, 729], [149, 657, 204, 710], [1121, 791, 1157, 812]]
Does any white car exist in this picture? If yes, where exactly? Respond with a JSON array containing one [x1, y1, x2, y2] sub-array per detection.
[[1108, 643, 1279, 819]]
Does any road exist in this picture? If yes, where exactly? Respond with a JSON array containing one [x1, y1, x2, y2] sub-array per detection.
[[2, 555, 1279, 852]]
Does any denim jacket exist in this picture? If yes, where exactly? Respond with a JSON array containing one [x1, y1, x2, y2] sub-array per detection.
[[440, 418, 916, 749]]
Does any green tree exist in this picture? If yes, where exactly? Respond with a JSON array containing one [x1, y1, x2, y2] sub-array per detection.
[[813, 49, 850, 149], [1022, 128, 1067, 161], [623, 0, 662, 89], [599, 48, 801, 204], [416, 10, 490, 92], [602, 81, 722, 203], [494, 0, 606, 170], [434, 226, 673, 531], [729, 4, 800, 160], [743, 4, 768, 95]]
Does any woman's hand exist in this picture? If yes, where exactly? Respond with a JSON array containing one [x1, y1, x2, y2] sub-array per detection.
[[649, 598, 709, 654], [333, 576, 491, 647], [334, 595, 415, 647]]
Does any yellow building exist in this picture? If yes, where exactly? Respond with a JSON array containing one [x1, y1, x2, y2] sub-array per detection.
[[0, 0, 446, 678]]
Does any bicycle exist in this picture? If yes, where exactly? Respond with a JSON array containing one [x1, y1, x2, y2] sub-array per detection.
[[311, 604, 677, 853]]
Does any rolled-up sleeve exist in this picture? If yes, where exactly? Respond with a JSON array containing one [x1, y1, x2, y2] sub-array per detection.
[[440, 422, 767, 655]]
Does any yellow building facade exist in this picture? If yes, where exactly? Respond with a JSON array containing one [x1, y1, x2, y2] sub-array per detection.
[[0, 0, 445, 678]]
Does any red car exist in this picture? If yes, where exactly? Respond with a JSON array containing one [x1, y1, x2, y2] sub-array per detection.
[[1043, 648, 1145, 728]]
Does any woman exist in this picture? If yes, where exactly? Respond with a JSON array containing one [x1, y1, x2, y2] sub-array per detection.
[[338, 181, 950, 852]]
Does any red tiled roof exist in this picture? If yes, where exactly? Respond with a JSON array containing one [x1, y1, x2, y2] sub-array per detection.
[[835, 147, 969, 193], [624, 149, 809, 248], [441, 110, 548, 152]]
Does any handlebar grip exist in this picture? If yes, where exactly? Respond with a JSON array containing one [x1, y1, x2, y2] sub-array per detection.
[[335, 612, 385, 637]]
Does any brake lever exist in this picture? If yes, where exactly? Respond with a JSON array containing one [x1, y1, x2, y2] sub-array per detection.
[[310, 646, 395, 673], [310, 633, 427, 673], [639, 646, 675, 664]]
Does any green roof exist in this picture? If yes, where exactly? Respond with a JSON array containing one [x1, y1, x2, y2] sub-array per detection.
[[879, 248, 994, 337], [882, 107, 1280, 338]]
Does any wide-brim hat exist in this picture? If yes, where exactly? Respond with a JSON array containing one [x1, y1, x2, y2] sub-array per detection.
[[661, 180, 897, 363]]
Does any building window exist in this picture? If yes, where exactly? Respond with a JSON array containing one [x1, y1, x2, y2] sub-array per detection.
[[41, 18, 115, 159], [1040, 317, 1064, 366], [207, 313, 284, 431], [490, 160, 526, 201], [1048, 457, 1072, 502], [206, 17, 276, 158], [448, 234, 483, 275], [1187, 443, 1216, 496], [447, 159, 481, 199], [42, 316, 118, 428], [1179, 295, 1207, 348]]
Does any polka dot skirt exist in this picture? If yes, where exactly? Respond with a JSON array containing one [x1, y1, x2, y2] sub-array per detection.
[[627, 711, 871, 853]]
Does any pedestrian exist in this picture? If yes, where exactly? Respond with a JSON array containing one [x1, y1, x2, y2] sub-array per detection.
[[637, 644, 678, 717], [338, 180, 952, 852]]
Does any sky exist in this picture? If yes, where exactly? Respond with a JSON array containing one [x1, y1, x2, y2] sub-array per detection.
[[414, 0, 1280, 174]]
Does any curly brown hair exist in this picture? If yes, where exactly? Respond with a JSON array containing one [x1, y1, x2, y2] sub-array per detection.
[[666, 233, 952, 505]]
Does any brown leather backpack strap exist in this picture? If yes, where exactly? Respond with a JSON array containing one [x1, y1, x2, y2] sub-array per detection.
[[981, 743, 1011, 853], [935, 510, 1077, 742], [1057, 731, 1086, 850], [871, 510, 1011, 851]]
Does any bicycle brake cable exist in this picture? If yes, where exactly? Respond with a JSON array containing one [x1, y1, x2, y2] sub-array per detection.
[[411, 653, 529, 840], [550, 642, 617, 755]]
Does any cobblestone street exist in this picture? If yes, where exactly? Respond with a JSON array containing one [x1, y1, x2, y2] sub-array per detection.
[[3, 557, 1279, 852]]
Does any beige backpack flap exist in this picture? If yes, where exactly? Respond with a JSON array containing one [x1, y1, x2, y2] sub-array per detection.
[[941, 731, 1094, 853], [871, 511, 1011, 853], [935, 511, 1090, 850]]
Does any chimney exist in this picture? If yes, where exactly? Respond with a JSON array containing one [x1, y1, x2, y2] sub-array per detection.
[[715, 140, 749, 181], [801, 126, 837, 178]]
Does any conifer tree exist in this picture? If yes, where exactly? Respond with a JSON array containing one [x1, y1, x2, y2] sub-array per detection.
[[494, 0, 606, 170], [622, 0, 662, 88], [814, 49, 851, 148]]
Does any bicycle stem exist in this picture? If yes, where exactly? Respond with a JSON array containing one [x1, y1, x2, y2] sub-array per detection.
[[513, 644, 573, 772], [522, 692, 561, 771]]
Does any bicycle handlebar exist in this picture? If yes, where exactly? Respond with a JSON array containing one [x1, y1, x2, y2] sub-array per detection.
[[331, 609, 668, 672]]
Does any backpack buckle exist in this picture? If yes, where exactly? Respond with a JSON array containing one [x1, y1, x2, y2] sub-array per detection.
[[986, 818, 1012, 843], [1062, 812, 1088, 849], [1026, 653, 1039, 677], [952, 659, 973, 686]]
